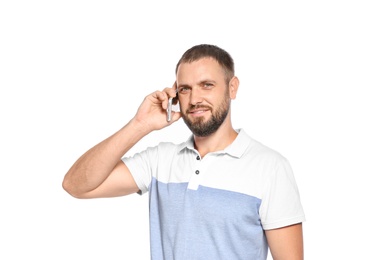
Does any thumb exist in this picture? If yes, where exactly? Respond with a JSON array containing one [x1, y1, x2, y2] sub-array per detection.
[[169, 111, 182, 123]]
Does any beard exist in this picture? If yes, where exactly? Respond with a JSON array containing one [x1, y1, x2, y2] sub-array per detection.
[[181, 91, 230, 137]]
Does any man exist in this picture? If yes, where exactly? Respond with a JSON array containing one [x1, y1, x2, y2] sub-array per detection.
[[63, 44, 305, 259]]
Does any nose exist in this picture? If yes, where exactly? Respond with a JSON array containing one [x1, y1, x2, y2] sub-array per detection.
[[189, 87, 203, 105]]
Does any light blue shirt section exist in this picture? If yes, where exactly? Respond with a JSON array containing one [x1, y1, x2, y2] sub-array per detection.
[[149, 179, 267, 259]]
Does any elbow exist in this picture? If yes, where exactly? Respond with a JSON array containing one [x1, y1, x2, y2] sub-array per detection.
[[62, 177, 85, 199]]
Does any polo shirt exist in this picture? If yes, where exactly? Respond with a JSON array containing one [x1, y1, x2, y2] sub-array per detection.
[[122, 129, 305, 260]]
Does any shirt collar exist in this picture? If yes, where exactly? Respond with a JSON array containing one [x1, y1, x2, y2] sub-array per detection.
[[177, 135, 195, 152], [178, 129, 251, 158]]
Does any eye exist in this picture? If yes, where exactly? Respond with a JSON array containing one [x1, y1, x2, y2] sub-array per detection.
[[178, 86, 190, 94], [203, 82, 213, 88]]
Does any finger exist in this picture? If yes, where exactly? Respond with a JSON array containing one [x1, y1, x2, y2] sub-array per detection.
[[156, 91, 170, 110], [163, 82, 178, 98], [170, 111, 182, 123], [152, 90, 167, 101], [155, 90, 168, 101]]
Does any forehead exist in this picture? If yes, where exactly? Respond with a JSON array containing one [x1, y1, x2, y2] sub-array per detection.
[[176, 58, 225, 83]]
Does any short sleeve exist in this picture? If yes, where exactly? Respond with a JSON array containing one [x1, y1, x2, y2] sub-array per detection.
[[259, 156, 305, 230], [121, 146, 157, 195]]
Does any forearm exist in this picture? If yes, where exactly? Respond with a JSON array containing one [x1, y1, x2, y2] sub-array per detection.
[[62, 119, 149, 197]]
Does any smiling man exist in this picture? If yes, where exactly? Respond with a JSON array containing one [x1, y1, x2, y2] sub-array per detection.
[[63, 44, 306, 260]]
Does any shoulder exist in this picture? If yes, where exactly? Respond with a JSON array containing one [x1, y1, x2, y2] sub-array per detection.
[[154, 141, 187, 152], [240, 129, 287, 163], [145, 141, 189, 160]]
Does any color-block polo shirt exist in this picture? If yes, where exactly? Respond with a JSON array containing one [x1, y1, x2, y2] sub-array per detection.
[[122, 129, 305, 260]]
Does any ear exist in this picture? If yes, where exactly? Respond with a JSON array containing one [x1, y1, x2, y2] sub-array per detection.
[[229, 76, 239, 99]]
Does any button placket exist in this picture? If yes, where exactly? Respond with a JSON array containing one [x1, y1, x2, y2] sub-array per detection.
[[187, 153, 203, 190]]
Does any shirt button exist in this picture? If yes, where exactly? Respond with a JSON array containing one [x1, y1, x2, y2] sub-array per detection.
[[196, 156, 200, 160], [195, 170, 200, 175]]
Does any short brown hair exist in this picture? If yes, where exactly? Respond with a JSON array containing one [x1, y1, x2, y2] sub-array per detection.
[[176, 44, 235, 84]]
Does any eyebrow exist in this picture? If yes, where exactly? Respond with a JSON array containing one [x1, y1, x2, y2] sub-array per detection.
[[177, 80, 217, 88], [199, 80, 216, 85], [177, 83, 190, 88]]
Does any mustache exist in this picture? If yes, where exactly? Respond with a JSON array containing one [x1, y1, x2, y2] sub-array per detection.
[[186, 104, 211, 113]]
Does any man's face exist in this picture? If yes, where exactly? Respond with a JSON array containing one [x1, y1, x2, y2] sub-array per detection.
[[176, 58, 231, 137]]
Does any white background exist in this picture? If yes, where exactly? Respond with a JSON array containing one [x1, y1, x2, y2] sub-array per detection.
[[1, 1, 389, 259]]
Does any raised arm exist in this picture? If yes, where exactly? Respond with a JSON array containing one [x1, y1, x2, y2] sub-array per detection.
[[62, 87, 180, 199]]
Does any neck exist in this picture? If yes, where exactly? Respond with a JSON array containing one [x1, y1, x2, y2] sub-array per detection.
[[193, 121, 238, 157]]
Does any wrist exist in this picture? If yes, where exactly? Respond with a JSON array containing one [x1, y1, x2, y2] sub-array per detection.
[[126, 118, 153, 137]]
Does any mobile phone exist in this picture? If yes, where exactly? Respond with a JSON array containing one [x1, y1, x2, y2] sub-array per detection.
[[167, 97, 173, 122]]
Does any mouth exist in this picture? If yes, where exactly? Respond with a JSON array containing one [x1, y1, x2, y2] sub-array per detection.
[[187, 106, 210, 117]]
